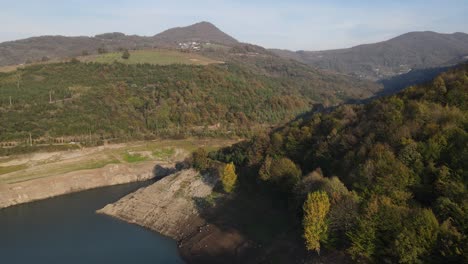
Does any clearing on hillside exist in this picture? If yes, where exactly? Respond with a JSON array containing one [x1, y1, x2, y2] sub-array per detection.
[[82, 49, 223, 65]]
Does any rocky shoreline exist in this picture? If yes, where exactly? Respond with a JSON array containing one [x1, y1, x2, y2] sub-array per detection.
[[97, 169, 260, 264], [0, 161, 174, 209], [97, 169, 213, 240]]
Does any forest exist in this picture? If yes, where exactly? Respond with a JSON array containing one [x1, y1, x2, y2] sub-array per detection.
[[203, 64, 468, 263], [0, 59, 377, 147]]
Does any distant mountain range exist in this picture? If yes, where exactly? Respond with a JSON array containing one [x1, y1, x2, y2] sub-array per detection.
[[1, 21, 467, 83], [272, 31, 468, 80], [0, 22, 238, 66]]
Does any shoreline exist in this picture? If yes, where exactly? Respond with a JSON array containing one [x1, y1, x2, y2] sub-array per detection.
[[0, 138, 237, 209], [97, 169, 258, 264], [0, 160, 174, 209]]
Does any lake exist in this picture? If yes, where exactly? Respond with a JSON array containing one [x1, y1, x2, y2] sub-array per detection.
[[0, 182, 184, 264]]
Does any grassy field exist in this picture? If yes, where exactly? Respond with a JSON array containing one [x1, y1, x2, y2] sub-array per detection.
[[82, 49, 223, 65], [0, 164, 27, 175], [0, 65, 19, 73], [0, 139, 237, 184], [0, 49, 221, 73]]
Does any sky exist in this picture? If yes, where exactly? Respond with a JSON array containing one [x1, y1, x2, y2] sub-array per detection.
[[1, 0, 467, 50]]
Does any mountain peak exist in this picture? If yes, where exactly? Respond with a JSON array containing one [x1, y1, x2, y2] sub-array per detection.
[[154, 21, 238, 46], [95, 32, 127, 39], [191, 21, 216, 27]]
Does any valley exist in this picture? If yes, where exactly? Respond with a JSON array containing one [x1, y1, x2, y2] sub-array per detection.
[[0, 7, 467, 264]]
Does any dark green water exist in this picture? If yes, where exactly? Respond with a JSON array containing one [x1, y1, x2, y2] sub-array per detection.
[[0, 182, 184, 264]]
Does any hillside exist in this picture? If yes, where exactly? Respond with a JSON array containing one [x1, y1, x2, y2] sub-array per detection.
[[205, 64, 468, 262], [154, 21, 238, 47], [273, 31, 468, 80], [0, 22, 237, 67], [0, 58, 379, 151], [81, 49, 222, 65]]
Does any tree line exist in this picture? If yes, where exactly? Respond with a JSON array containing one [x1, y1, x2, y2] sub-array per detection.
[[199, 64, 467, 263]]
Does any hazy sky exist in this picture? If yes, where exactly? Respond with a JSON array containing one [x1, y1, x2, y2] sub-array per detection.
[[1, 0, 467, 50]]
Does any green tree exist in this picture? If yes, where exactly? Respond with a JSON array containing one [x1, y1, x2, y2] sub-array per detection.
[[97, 47, 107, 54], [303, 191, 331, 254], [192, 148, 209, 171], [269, 157, 301, 192], [347, 198, 380, 262], [220, 162, 237, 193], [122, 49, 130, 60], [435, 219, 464, 262], [259, 156, 272, 181], [394, 209, 439, 263]]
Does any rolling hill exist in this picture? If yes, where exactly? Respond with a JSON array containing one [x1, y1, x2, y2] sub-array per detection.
[[0, 22, 238, 67], [0, 57, 380, 151], [272, 31, 468, 80]]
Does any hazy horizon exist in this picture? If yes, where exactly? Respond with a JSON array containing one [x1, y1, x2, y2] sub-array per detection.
[[1, 0, 467, 50]]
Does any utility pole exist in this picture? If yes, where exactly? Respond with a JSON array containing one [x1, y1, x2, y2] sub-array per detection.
[[49, 90, 52, 103], [15, 70, 22, 90], [29, 133, 32, 146], [9, 96, 12, 107]]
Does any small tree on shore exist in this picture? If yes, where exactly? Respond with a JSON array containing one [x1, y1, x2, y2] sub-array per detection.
[[220, 162, 237, 193], [192, 148, 209, 171], [122, 49, 130, 60]]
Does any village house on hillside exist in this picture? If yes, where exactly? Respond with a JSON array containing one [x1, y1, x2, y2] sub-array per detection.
[[178, 41, 202, 51]]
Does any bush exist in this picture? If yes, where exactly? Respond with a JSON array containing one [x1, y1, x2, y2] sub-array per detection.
[[122, 49, 130, 60]]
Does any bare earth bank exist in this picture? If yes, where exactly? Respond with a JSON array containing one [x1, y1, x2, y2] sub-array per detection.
[[97, 169, 260, 264], [0, 160, 174, 209], [97, 169, 350, 264]]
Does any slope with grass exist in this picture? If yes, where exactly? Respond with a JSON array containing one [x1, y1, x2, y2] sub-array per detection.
[[82, 49, 222, 65]]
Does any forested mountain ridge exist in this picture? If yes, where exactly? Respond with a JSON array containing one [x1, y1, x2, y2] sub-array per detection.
[[272, 31, 468, 81], [207, 63, 468, 263], [0, 22, 238, 67], [0, 57, 379, 147], [3, 22, 468, 86]]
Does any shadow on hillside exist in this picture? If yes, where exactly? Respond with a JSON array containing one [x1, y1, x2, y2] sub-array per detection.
[[184, 170, 307, 264], [152, 165, 177, 180], [276, 64, 458, 132], [377, 65, 451, 96], [152, 160, 191, 181]]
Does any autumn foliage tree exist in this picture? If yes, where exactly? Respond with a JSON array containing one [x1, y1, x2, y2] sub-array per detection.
[[303, 191, 331, 254], [208, 64, 468, 262], [220, 162, 237, 193]]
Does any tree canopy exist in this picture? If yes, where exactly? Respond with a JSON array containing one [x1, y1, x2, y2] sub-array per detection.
[[208, 63, 468, 262]]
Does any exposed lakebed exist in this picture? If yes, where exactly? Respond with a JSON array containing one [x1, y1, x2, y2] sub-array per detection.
[[0, 181, 184, 264]]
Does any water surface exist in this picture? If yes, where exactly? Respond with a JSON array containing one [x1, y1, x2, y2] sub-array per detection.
[[0, 182, 184, 264]]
